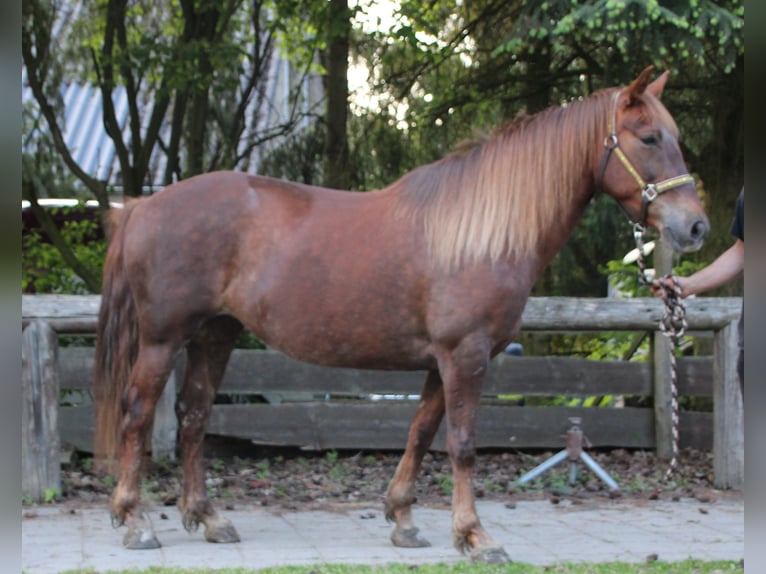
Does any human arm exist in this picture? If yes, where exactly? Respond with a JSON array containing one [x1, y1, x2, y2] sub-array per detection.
[[652, 238, 744, 298]]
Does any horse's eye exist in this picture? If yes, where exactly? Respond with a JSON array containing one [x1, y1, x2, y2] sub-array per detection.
[[640, 133, 659, 146]]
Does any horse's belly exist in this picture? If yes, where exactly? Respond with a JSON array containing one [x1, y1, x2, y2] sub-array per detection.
[[224, 266, 433, 370], [244, 297, 433, 370]]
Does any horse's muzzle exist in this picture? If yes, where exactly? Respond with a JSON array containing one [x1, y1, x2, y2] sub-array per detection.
[[665, 216, 709, 253]]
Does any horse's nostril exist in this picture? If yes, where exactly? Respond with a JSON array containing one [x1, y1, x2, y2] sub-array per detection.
[[691, 219, 709, 240]]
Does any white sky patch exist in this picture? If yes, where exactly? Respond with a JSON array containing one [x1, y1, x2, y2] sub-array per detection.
[[348, 1, 405, 125], [347, 0, 471, 130]]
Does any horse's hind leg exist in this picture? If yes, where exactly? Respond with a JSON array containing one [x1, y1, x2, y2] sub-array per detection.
[[111, 341, 178, 549], [176, 316, 243, 544], [385, 370, 445, 548]]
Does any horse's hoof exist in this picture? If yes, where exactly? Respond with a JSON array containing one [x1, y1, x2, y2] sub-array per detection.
[[123, 526, 161, 549], [470, 545, 511, 564], [204, 518, 240, 544], [391, 526, 431, 548]]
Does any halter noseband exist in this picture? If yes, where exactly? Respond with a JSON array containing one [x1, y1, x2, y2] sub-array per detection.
[[596, 89, 695, 232]]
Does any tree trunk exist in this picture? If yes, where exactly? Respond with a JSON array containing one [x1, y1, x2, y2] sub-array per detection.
[[323, 0, 351, 190]]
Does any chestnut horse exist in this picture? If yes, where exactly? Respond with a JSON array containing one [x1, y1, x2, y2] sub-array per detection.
[[94, 67, 708, 562]]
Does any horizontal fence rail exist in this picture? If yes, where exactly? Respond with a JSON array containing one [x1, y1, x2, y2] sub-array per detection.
[[23, 294, 740, 332], [22, 294, 743, 501], [57, 347, 715, 453]]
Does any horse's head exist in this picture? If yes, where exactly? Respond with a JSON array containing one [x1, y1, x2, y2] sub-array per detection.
[[597, 67, 709, 253]]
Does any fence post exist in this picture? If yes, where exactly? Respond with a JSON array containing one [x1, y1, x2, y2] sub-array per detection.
[[652, 331, 674, 458], [151, 366, 178, 462], [22, 321, 61, 502], [713, 319, 744, 489], [652, 241, 674, 459]]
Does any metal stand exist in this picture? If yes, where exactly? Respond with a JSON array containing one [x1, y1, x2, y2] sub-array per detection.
[[513, 417, 620, 491]]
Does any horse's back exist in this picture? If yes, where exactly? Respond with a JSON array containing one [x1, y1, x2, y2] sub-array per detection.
[[117, 172, 419, 348]]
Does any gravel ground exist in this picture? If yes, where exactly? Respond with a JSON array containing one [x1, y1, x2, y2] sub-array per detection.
[[47, 441, 736, 513]]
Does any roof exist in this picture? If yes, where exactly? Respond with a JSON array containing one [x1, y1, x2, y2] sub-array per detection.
[[22, 2, 323, 191], [21, 198, 124, 210]]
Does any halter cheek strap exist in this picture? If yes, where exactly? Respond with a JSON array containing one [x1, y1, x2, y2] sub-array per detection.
[[596, 90, 695, 231]]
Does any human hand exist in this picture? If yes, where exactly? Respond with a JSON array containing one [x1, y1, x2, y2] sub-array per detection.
[[650, 275, 688, 299]]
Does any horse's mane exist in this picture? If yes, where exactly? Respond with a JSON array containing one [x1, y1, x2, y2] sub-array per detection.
[[390, 88, 618, 269]]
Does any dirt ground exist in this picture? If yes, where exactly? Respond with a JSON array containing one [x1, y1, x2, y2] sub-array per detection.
[[49, 440, 739, 514]]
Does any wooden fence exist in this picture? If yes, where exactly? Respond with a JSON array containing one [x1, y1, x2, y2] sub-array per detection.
[[22, 294, 743, 502]]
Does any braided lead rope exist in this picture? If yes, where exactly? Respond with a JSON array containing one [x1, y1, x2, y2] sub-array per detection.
[[634, 225, 686, 480]]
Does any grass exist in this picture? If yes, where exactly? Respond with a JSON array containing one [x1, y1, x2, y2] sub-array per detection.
[[61, 559, 742, 574]]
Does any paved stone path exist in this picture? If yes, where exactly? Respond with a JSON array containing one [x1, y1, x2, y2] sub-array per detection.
[[22, 496, 744, 573]]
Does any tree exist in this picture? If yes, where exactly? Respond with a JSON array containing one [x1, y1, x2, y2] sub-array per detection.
[[493, 0, 744, 275], [22, 0, 322, 292], [322, 0, 352, 189], [349, 0, 743, 294]]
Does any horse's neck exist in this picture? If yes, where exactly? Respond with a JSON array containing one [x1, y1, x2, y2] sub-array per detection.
[[531, 179, 595, 272]]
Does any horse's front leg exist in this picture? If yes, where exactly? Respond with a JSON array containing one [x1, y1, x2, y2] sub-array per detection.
[[441, 342, 510, 564], [111, 342, 176, 549], [385, 370, 445, 548], [176, 320, 241, 544]]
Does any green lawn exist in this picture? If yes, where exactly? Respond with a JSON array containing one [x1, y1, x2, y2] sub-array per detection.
[[62, 559, 742, 574]]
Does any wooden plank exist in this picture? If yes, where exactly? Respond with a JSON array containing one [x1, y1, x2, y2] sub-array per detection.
[[22, 321, 61, 501], [60, 405, 94, 453], [678, 411, 714, 451], [652, 241, 674, 460], [24, 294, 741, 333], [208, 402, 712, 451], [151, 369, 178, 462], [22, 294, 101, 333], [61, 402, 712, 453], [58, 347, 94, 390], [520, 297, 740, 331], [483, 354, 652, 396], [58, 347, 712, 398], [207, 403, 658, 450], [220, 349, 423, 396], [677, 357, 713, 397], [652, 331, 674, 459], [221, 351, 653, 396], [222, 353, 715, 397], [713, 320, 744, 489]]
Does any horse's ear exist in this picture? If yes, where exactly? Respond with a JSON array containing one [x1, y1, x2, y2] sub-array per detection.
[[646, 70, 669, 99], [624, 66, 656, 106]]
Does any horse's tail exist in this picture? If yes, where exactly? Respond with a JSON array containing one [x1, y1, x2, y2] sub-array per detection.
[[93, 200, 141, 475]]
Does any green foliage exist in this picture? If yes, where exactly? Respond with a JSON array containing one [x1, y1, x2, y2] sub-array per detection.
[[24, 0, 742, 310], [258, 126, 326, 185], [327, 462, 350, 481], [599, 255, 707, 298], [44, 487, 60, 503], [22, 204, 107, 294], [324, 449, 339, 465], [495, 0, 744, 74], [256, 460, 271, 479], [436, 473, 453, 495], [81, 457, 94, 473], [235, 332, 267, 350], [351, 0, 742, 287]]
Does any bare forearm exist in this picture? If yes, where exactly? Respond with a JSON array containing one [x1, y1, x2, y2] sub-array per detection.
[[679, 239, 744, 297]]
